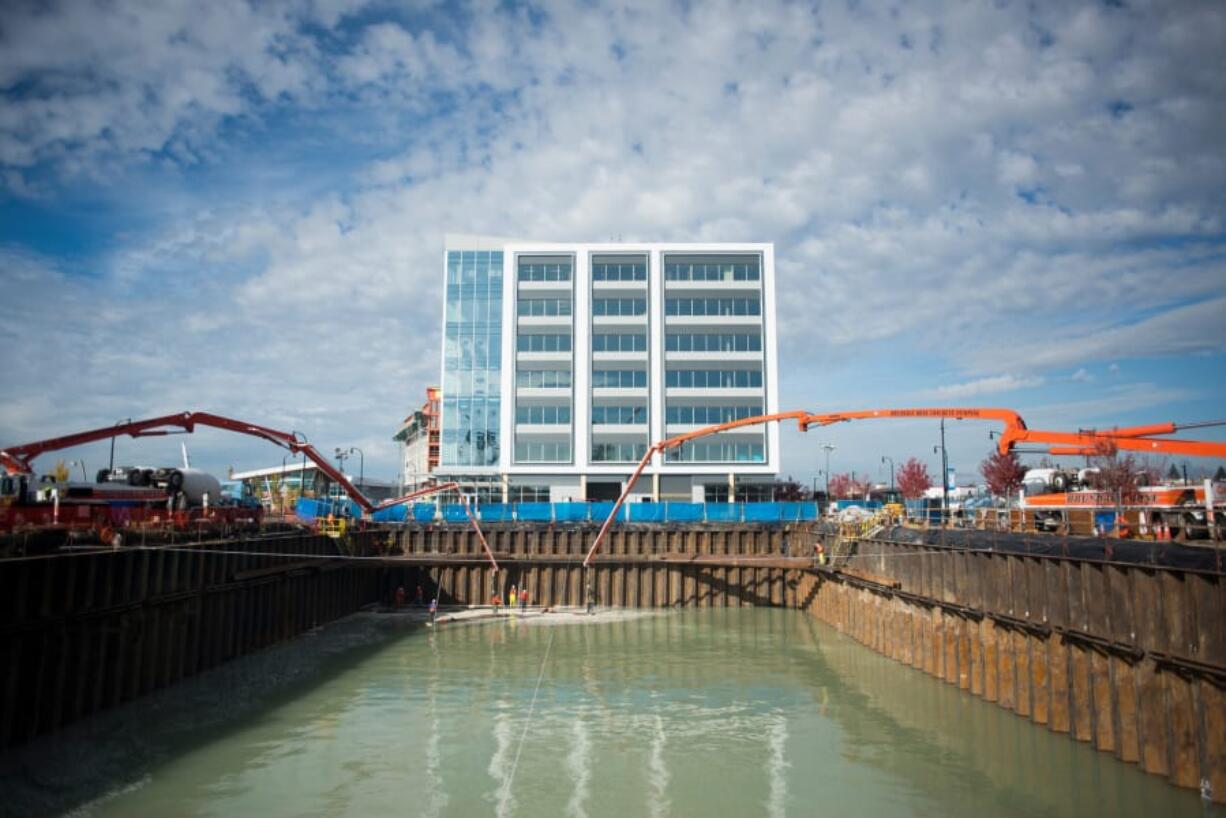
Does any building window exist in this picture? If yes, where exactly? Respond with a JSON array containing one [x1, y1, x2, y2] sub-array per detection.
[[516, 369, 572, 389], [664, 297, 760, 317], [592, 262, 647, 281], [516, 333, 572, 353], [592, 333, 647, 352], [665, 369, 762, 389], [441, 250, 502, 468], [518, 262, 572, 282], [591, 405, 648, 424], [510, 485, 551, 502], [665, 404, 763, 424], [591, 442, 648, 462], [665, 441, 764, 462], [704, 484, 730, 502], [665, 333, 761, 352], [592, 370, 648, 389], [593, 298, 647, 317], [517, 298, 572, 317], [514, 440, 572, 463], [515, 404, 572, 424], [665, 261, 760, 282]]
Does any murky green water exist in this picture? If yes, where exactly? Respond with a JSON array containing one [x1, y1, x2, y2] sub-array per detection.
[[77, 609, 1212, 817]]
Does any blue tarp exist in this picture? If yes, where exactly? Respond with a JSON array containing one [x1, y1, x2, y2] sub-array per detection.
[[480, 504, 514, 522], [705, 503, 742, 522], [516, 503, 553, 522], [589, 502, 624, 523], [442, 504, 469, 523], [668, 502, 705, 522], [627, 503, 665, 523], [554, 502, 590, 522], [356, 499, 823, 525]]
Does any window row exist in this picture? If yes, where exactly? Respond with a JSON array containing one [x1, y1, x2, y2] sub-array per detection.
[[516, 369, 572, 389], [518, 262, 572, 282], [665, 404, 763, 424], [592, 333, 647, 352], [592, 442, 649, 462], [665, 333, 761, 352], [592, 369, 648, 389], [591, 405, 648, 424], [664, 262, 759, 282], [510, 485, 551, 502], [517, 333, 572, 353], [665, 441, 765, 462], [665, 369, 763, 389], [515, 404, 572, 424], [665, 298, 760, 316], [592, 262, 647, 281], [514, 440, 572, 463], [518, 298, 572, 317], [593, 298, 647, 316]]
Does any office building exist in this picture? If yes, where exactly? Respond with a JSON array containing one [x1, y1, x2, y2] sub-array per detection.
[[437, 236, 779, 502]]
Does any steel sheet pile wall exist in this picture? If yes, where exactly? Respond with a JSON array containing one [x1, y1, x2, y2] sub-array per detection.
[[0, 532, 383, 749], [397, 526, 801, 609], [796, 534, 1226, 803]]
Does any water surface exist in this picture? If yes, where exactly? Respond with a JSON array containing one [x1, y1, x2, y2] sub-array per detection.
[[77, 609, 1214, 817]]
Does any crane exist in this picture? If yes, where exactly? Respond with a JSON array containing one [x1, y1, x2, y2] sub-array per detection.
[[581, 407, 1226, 568]]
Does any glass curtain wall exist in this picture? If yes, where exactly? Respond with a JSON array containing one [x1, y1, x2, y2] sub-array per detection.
[[590, 253, 650, 463], [441, 250, 503, 468]]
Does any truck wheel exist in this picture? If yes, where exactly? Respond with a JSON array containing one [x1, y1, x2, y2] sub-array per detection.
[[1051, 473, 1068, 492], [96, 468, 110, 483]]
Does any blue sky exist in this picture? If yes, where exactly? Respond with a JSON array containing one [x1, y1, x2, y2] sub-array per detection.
[[1, 0, 1224, 485]]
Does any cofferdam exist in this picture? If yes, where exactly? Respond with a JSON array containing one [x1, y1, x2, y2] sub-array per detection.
[[0, 524, 1223, 815]]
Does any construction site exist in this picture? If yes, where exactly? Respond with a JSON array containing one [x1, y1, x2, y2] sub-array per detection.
[[0, 403, 1224, 815]]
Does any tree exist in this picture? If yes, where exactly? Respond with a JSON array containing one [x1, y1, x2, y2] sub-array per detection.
[[895, 457, 933, 499], [1216, 466, 1226, 482], [771, 477, 808, 501], [1167, 464, 1181, 482], [827, 473, 869, 499], [1085, 441, 1141, 495], [979, 449, 1027, 501]]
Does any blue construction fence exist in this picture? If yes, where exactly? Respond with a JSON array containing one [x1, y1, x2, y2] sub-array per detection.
[[296, 498, 821, 525]]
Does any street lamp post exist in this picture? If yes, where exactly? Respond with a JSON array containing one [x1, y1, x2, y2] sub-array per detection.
[[348, 447, 365, 491], [109, 418, 131, 473], [881, 456, 895, 492], [933, 418, 949, 524], [820, 444, 835, 497]]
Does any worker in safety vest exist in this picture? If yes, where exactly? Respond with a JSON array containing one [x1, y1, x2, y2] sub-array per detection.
[[815, 543, 826, 566]]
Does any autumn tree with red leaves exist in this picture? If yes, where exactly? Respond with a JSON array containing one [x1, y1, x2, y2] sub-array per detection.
[[979, 449, 1027, 501], [895, 457, 933, 499], [827, 473, 869, 499]]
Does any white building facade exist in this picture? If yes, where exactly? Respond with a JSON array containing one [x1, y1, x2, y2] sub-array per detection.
[[437, 236, 780, 503]]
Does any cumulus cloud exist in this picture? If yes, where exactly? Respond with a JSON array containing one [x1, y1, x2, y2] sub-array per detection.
[[922, 375, 1045, 400], [1, 0, 1225, 477]]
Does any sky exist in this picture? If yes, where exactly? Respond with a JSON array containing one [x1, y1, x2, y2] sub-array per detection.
[[1, 0, 1224, 487]]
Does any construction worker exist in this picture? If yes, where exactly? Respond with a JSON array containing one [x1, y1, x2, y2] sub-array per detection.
[[491, 591, 502, 614], [509, 585, 518, 608], [394, 585, 406, 609], [519, 588, 529, 612], [428, 597, 438, 625]]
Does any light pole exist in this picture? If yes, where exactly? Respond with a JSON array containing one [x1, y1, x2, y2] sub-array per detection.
[[934, 418, 949, 523], [333, 448, 350, 503], [280, 453, 291, 515], [820, 444, 835, 497], [109, 418, 131, 473], [881, 456, 895, 492], [347, 447, 365, 490]]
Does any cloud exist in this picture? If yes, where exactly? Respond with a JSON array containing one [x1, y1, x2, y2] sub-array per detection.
[[2, 0, 1226, 479], [1070, 368, 1092, 382], [921, 375, 1045, 400]]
